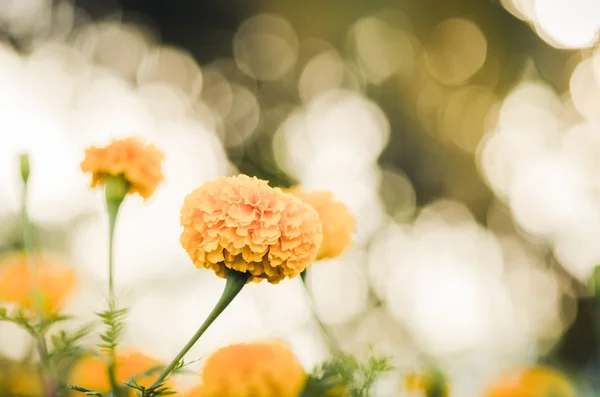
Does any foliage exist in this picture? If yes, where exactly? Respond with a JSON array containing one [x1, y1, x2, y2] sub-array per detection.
[[128, 359, 198, 397], [96, 299, 129, 356], [126, 377, 177, 397], [68, 299, 130, 397], [69, 384, 112, 397], [0, 305, 93, 396], [306, 350, 393, 397]]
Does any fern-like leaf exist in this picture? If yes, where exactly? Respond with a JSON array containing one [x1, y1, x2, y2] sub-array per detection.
[[69, 384, 109, 397], [96, 299, 129, 355], [308, 350, 393, 397]]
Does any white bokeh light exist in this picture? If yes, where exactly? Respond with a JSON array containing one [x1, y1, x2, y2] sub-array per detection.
[[534, 0, 600, 49], [500, 0, 600, 49], [508, 153, 593, 236], [370, 202, 560, 361], [479, 75, 600, 281], [308, 249, 370, 325], [233, 14, 299, 81]]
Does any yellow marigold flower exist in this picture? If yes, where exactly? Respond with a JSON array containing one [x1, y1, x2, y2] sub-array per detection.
[[288, 189, 355, 260], [0, 252, 76, 315], [324, 385, 347, 396], [9, 365, 43, 396], [80, 137, 164, 200], [484, 366, 575, 397], [403, 370, 449, 396], [69, 351, 172, 395], [201, 342, 306, 397], [180, 175, 323, 284], [0, 366, 8, 393]]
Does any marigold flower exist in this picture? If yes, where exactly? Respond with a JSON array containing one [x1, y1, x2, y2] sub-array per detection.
[[484, 366, 575, 397], [183, 385, 207, 397], [200, 342, 306, 397], [0, 252, 76, 315], [288, 189, 355, 260], [324, 384, 347, 396], [69, 351, 173, 395], [80, 137, 164, 200], [180, 175, 323, 283], [8, 365, 43, 396], [69, 355, 110, 392]]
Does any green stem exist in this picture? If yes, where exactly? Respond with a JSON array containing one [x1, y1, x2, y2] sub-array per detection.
[[427, 370, 446, 397], [104, 175, 128, 397], [593, 265, 600, 366], [106, 209, 124, 395], [21, 182, 43, 315], [300, 269, 343, 356], [108, 360, 120, 397], [146, 268, 250, 395], [20, 156, 54, 397], [106, 198, 121, 300]]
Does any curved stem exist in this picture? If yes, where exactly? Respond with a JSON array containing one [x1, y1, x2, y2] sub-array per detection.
[[300, 269, 343, 356], [146, 269, 250, 394], [106, 199, 121, 300]]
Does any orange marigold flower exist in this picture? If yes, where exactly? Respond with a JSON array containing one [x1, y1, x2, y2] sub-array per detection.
[[69, 355, 110, 392], [200, 342, 306, 397], [183, 385, 207, 397], [288, 189, 355, 260], [80, 137, 164, 200], [180, 175, 323, 284], [484, 366, 575, 397], [0, 252, 76, 315], [116, 351, 166, 389], [69, 351, 172, 395]]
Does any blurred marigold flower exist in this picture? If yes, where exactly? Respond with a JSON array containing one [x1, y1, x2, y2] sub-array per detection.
[[8, 365, 43, 396], [182, 385, 207, 397], [80, 137, 164, 200], [69, 355, 110, 392], [484, 366, 575, 397], [180, 175, 323, 283], [200, 342, 306, 397], [288, 189, 355, 260], [324, 384, 347, 396], [403, 370, 449, 396], [69, 351, 173, 395], [0, 252, 76, 315]]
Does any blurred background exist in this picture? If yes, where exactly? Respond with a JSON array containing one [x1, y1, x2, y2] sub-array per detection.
[[0, 0, 599, 395]]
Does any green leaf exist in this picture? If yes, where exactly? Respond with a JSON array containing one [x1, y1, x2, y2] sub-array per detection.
[[69, 384, 109, 397], [308, 350, 393, 397], [95, 299, 129, 355]]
